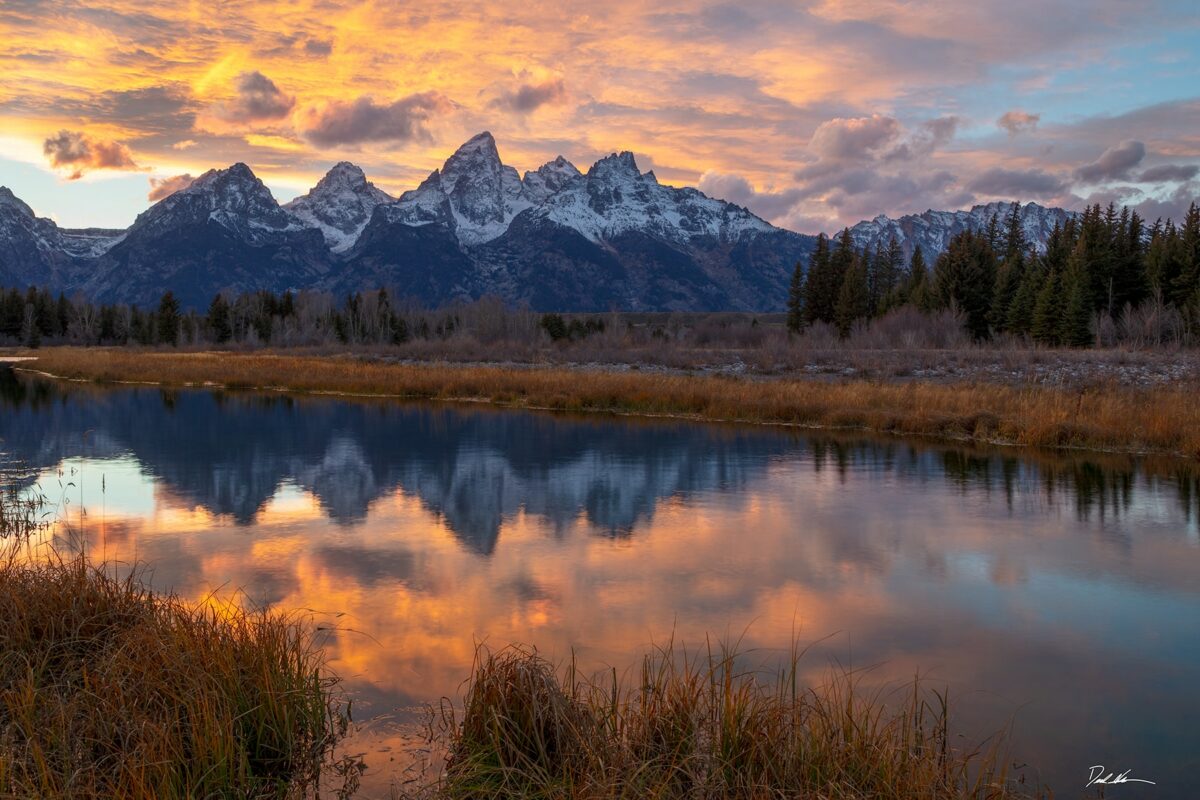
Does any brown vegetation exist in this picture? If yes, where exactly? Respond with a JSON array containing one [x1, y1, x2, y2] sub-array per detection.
[[12, 347, 1200, 458], [399, 643, 1027, 799], [0, 548, 355, 799]]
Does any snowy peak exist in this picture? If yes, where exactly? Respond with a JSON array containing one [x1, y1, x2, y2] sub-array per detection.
[[528, 149, 775, 245], [285, 161, 392, 251], [845, 201, 1075, 260], [390, 131, 535, 245], [588, 151, 641, 182], [131, 162, 299, 242], [522, 156, 581, 203]]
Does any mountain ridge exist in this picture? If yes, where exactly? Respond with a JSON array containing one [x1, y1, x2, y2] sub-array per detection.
[[0, 133, 1076, 310]]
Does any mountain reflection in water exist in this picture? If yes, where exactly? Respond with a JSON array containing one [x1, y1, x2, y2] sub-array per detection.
[[1, 369, 1198, 798]]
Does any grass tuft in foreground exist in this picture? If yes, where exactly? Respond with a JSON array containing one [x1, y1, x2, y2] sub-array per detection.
[[410, 643, 1029, 799], [0, 551, 353, 799]]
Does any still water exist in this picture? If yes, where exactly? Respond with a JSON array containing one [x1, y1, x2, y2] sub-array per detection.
[[1, 370, 1198, 797]]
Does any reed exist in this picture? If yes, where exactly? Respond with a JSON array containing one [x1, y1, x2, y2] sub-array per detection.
[[16, 347, 1200, 458], [0, 549, 353, 799], [405, 643, 1027, 799]]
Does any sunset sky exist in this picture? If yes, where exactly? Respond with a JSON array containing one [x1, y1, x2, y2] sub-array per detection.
[[2, 0, 1198, 231]]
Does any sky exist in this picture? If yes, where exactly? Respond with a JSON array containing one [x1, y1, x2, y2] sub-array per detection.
[[1, 0, 1199, 232]]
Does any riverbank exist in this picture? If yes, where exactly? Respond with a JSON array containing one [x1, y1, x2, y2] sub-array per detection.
[[7, 347, 1200, 458]]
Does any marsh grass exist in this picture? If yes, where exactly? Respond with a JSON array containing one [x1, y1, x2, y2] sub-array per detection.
[[404, 643, 1029, 800], [18, 348, 1200, 458], [0, 547, 355, 799]]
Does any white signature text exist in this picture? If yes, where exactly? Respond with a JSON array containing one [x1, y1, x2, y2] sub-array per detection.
[[1087, 765, 1156, 788]]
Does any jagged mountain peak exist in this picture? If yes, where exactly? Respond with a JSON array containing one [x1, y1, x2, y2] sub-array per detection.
[[845, 200, 1074, 260], [387, 131, 533, 245], [589, 151, 641, 181], [285, 161, 392, 251], [0, 186, 35, 218], [125, 161, 301, 247], [523, 156, 581, 203]]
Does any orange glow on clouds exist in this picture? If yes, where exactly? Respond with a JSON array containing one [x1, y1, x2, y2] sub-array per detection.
[[1, 0, 1198, 228]]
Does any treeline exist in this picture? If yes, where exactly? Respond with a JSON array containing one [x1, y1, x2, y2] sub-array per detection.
[[0, 287, 611, 349], [788, 201, 1200, 346]]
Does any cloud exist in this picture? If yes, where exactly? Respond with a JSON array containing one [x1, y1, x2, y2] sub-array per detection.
[[884, 116, 958, 161], [696, 171, 804, 219], [493, 77, 567, 113], [808, 114, 902, 161], [296, 92, 452, 146], [967, 167, 1067, 198], [171, 139, 197, 150], [997, 110, 1040, 136], [42, 129, 139, 179], [1137, 164, 1199, 183], [148, 173, 195, 201], [1075, 139, 1146, 183], [214, 71, 294, 123]]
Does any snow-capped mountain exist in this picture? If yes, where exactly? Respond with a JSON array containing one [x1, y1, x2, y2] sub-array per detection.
[[0, 186, 123, 288], [531, 151, 775, 245], [522, 156, 581, 203], [844, 201, 1074, 261], [388, 132, 536, 245], [283, 162, 392, 252], [0, 133, 1082, 311], [81, 163, 329, 307]]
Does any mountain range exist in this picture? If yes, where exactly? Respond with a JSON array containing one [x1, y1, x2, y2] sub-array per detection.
[[0, 132, 1071, 310]]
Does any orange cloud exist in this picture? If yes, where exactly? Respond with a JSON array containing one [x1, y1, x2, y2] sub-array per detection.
[[147, 173, 195, 201], [42, 129, 140, 179]]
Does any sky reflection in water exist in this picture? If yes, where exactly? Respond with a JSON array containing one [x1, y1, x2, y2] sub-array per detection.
[[1, 371, 1198, 797]]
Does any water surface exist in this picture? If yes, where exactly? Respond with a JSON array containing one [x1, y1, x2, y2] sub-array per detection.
[[1, 370, 1197, 797]]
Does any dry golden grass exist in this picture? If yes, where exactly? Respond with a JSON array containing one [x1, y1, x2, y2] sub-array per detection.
[[400, 643, 1028, 800], [14, 347, 1200, 458], [0, 549, 354, 799]]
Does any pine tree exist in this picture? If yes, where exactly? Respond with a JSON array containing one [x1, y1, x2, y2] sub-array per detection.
[[157, 291, 181, 346], [1171, 203, 1200, 330], [1059, 241, 1094, 347], [932, 230, 997, 339], [801, 233, 835, 325], [206, 294, 233, 344], [834, 252, 870, 338], [906, 246, 931, 311], [1031, 268, 1064, 346], [786, 257, 806, 333], [1005, 258, 1043, 337]]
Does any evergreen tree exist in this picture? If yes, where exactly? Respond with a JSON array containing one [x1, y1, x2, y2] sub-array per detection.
[[206, 294, 233, 344], [905, 246, 931, 311], [1005, 258, 1043, 337], [1172, 203, 1200, 330], [1060, 241, 1094, 347], [786, 257, 806, 333], [801, 233, 835, 325], [157, 291, 181, 346], [932, 230, 997, 339], [834, 252, 870, 338], [1031, 268, 1065, 346]]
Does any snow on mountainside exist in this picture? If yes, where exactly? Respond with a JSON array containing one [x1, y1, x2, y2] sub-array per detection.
[[0, 133, 1084, 311], [132, 162, 303, 243], [532, 151, 776, 245], [522, 156, 581, 203], [284, 162, 392, 252], [845, 201, 1074, 261], [388, 131, 536, 245]]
